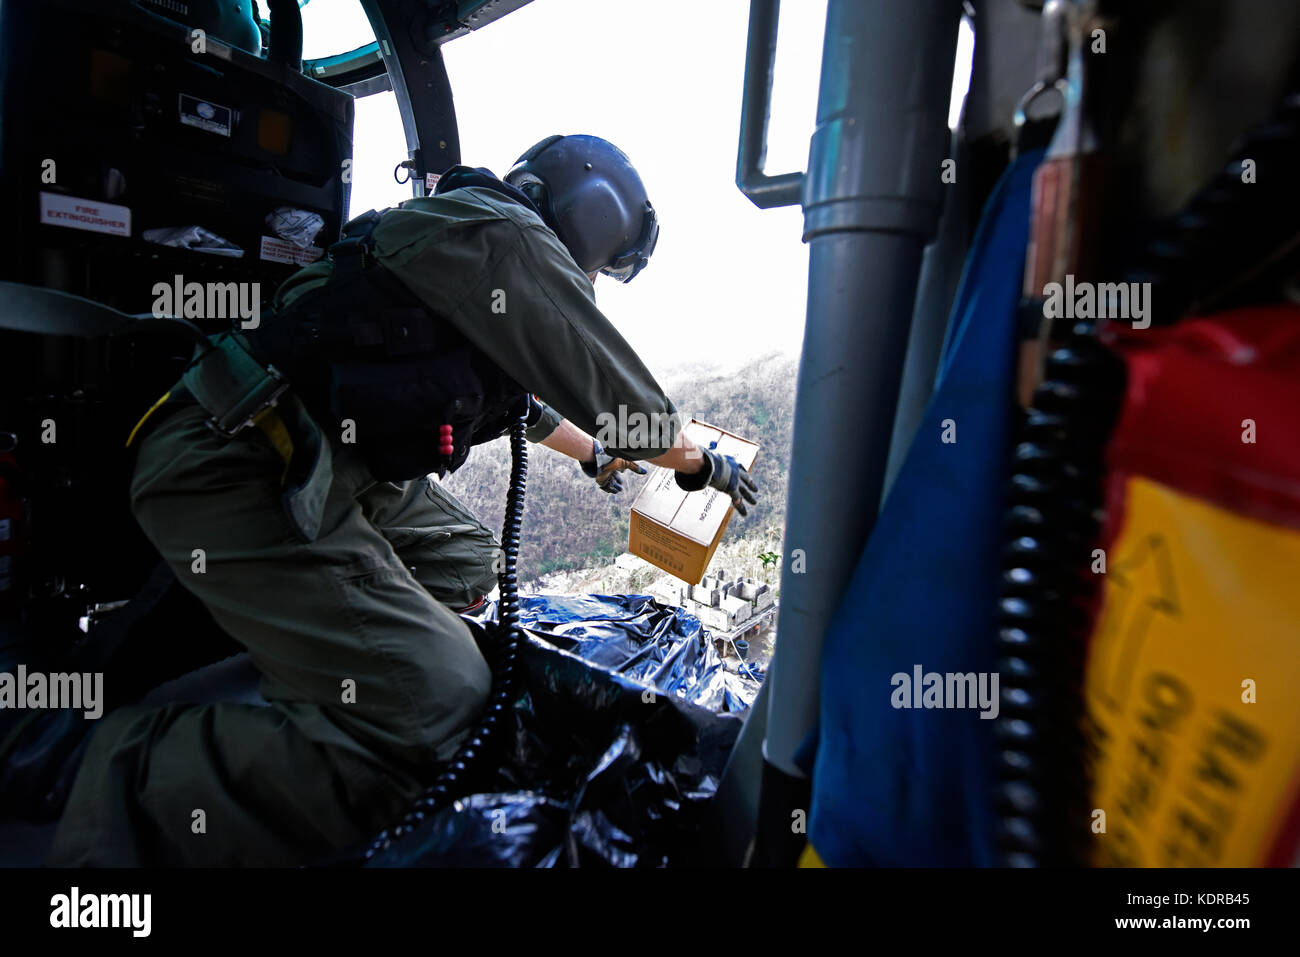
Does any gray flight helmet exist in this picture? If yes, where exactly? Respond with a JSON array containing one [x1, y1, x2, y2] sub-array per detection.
[[505, 135, 659, 282]]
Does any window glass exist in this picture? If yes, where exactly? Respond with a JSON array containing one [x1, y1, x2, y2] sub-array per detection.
[[348, 91, 414, 220], [277, 0, 377, 61]]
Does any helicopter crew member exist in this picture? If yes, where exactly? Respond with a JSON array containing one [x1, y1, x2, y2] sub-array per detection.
[[4, 135, 757, 866]]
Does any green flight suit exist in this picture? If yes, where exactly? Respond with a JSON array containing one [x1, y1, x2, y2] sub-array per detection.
[[47, 185, 678, 866]]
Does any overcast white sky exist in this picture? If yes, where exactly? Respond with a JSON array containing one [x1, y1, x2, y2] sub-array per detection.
[[298, 0, 971, 377]]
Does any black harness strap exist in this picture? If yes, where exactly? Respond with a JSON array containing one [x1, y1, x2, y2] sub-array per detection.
[[244, 205, 527, 481]]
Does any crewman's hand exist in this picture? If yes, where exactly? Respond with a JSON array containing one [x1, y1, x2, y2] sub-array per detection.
[[580, 440, 647, 494], [673, 447, 759, 517]]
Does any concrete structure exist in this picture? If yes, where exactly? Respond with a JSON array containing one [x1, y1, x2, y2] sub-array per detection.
[[678, 569, 776, 635]]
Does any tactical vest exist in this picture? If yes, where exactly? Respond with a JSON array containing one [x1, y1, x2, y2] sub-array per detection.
[[245, 201, 527, 482]]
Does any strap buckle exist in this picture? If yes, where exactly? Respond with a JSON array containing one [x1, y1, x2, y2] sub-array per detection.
[[329, 237, 371, 275], [204, 364, 291, 439]]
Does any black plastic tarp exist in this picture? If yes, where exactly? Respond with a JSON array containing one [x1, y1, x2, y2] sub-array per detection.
[[515, 593, 762, 713], [366, 593, 763, 867]]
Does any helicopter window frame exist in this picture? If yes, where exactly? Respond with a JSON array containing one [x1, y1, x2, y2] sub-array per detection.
[[258, 0, 392, 96], [303, 41, 391, 96]]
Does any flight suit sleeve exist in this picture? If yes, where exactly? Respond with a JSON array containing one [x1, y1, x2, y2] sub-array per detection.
[[384, 209, 680, 460], [524, 394, 563, 443]]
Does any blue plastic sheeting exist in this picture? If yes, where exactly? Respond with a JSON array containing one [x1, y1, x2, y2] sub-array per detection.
[[516, 593, 762, 714], [366, 593, 757, 867], [807, 150, 1045, 867]]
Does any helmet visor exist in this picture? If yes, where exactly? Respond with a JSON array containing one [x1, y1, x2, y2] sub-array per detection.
[[600, 210, 658, 283], [600, 260, 640, 283]]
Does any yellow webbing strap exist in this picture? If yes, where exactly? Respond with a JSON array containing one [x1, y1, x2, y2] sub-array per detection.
[[125, 391, 172, 448], [253, 408, 295, 483], [125, 390, 294, 484]]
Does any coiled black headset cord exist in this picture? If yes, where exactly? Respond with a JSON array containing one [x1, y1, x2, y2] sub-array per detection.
[[994, 321, 1124, 868]]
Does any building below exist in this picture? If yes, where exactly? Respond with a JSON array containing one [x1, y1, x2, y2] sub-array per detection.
[[678, 569, 776, 636]]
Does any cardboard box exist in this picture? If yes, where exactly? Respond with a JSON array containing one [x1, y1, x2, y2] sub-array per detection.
[[627, 419, 760, 584]]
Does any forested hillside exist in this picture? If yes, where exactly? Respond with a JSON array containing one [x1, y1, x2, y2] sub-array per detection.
[[440, 352, 797, 585]]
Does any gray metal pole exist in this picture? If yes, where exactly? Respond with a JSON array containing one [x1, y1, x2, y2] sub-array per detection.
[[736, 0, 804, 209], [880, 124, 970, 503], [756, 0, 963, 858]]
